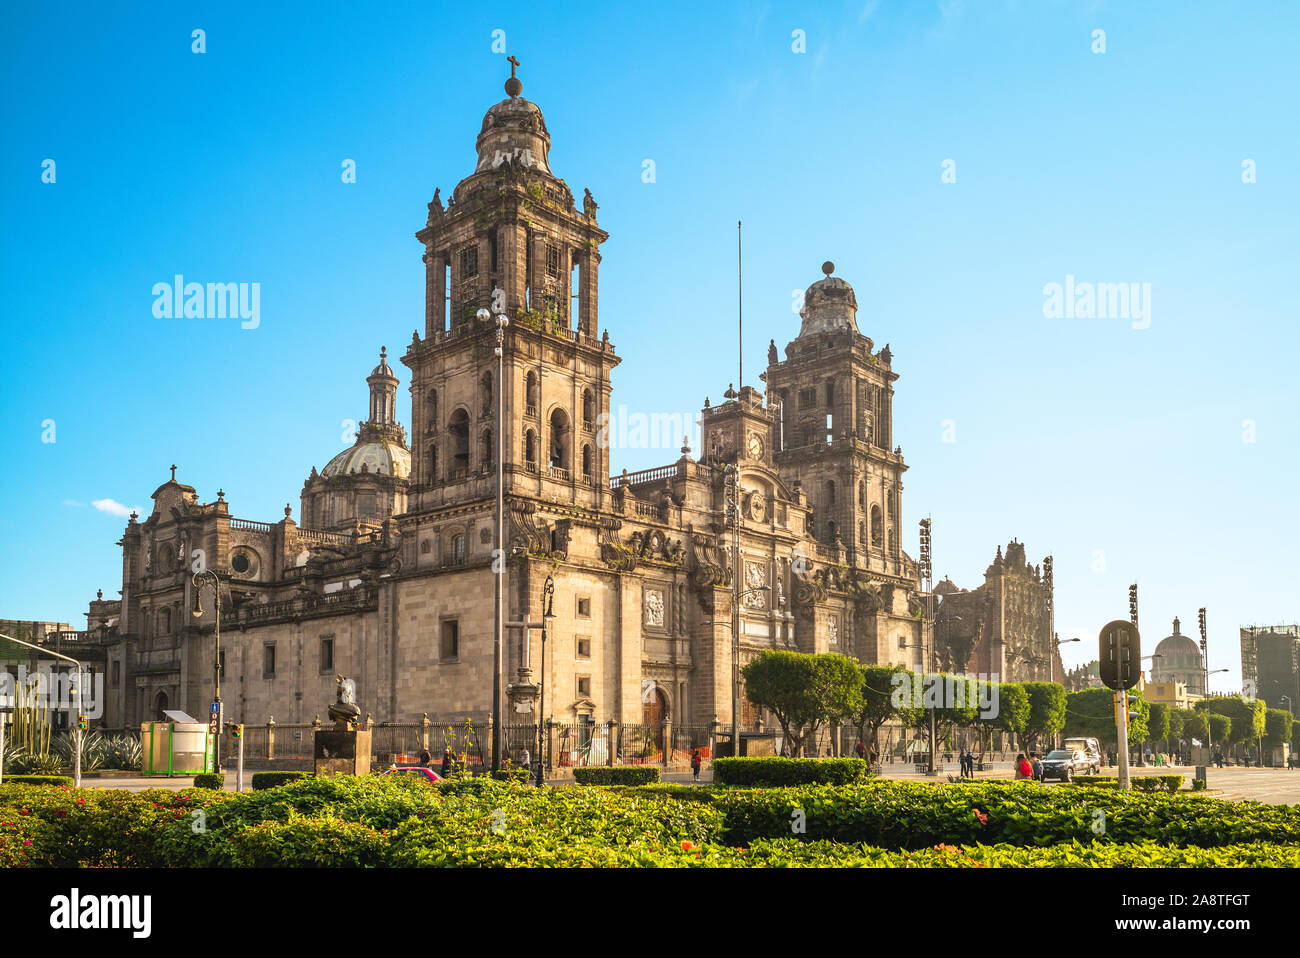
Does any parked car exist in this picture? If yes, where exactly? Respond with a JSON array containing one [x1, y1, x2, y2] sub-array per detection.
[[1062, 736, 1103, 774], [1040, 748, 1090, 782], [381, 765, 442, 783]]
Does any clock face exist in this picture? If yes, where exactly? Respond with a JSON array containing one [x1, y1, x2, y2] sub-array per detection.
[[747, 433, 764, 459]]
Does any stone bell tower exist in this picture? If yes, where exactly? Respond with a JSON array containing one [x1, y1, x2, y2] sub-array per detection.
[[763, 262, 908, 577], [401, 61, 620, 514]]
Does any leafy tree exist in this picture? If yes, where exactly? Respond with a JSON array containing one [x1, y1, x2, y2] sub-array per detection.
[[742, 651, 861, 757], [1180, 708, 1208, 744], [1146, 702, 1170, 748], [1207, 713, 1231, 747], [1166, 707, 1185, 749], [847, 664, 908, 762], [1264, 708, 1293, 747], [1062, 687, 1148, 748], [974, 681, 1028, 760], [1196, 695, 1265, 746], [897, 672, 980, 759], [1018, 682, 1067, 754]]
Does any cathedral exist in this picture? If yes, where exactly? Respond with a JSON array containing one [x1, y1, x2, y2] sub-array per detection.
[[82, 69, 928, 735]]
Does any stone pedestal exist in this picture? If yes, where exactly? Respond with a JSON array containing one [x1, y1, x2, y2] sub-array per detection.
[[314, 728, 372, 778]]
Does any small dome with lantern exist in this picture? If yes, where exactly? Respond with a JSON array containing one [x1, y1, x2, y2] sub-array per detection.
[[798, 261, 860, 338]]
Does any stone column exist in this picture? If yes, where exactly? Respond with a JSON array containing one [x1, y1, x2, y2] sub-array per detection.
[[579, 251, 600, 336], [421, 712, 431, 752], [605, 720, 616, 766], [266, 717, 276, 761], [425, 247, 445, 339]]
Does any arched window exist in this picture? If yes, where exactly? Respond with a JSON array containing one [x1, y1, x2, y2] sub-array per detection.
[[549, 408, 570, 472], [525, 371, 539, 413], [426, 443, 438, 481], [427, 390, 439, 430], [582, 389, 594, 430], [582, 444, 592, 481], [480, 371, 493, 417], [449, 408, 470, 474], [871, 505, 883, 547], [525, 429, 537, 469], [450, 533, 465, 565], [826, 480, 836, 505]]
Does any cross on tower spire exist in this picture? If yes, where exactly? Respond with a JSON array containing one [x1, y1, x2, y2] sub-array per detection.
[[170, 464, 176, 481], [504, 55, 522, 97]]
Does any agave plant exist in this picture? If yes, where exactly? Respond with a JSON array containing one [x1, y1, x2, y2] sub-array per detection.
[[18, 750, 67, 774], [1, 741, 30, 775], [103, 734, 143, 771], [54, 731, 107, 772]]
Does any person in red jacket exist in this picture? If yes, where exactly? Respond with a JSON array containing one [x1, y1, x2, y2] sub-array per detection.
[[1015, 753, 1033, 780]]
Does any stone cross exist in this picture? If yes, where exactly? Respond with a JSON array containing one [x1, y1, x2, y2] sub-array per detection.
[[507, 55, 519, 77]]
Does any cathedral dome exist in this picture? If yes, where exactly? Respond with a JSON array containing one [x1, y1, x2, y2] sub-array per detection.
[[474, 88, 552, 175], [321, 441, 411, 479], [798, 261, 860, 338]]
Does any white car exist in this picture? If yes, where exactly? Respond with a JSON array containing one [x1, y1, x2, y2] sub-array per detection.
[[1062, 737, 1103, 775]]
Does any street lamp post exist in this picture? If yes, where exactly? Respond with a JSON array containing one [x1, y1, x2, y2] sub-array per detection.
[[478, 303, 510, 772], [190, 570, 224, 773], [918, 518, 935, 773], [536, 575, 555, 786]]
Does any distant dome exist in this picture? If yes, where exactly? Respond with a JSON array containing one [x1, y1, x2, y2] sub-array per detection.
[[798, 263, 859, 337], [1155, 631, 1201, 659], [321, 441, 411, 479]]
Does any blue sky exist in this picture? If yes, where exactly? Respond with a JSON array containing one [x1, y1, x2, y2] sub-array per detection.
[[2, 1, 1296, 687]]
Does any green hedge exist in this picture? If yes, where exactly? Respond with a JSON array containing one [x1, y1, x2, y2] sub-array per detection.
[[701, 780, 1300, 849], [0, 775, 75, 787], [572, 766, 661, 786], [251, 771, 313, 791], [4, 774, 1299, 869], [490, 769, 532, 782], [1192, 779, 1207, 791], [193, 773, 224, 790], [1131, 775, 1184, 793], [712, 757, 867, 787]]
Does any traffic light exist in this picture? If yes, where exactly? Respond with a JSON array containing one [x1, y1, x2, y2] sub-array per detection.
[[1099, 620, 1141, 691], [1113, 695, 1140, 727], [226, 723, 243, 739], [76, 714, 88, 731]]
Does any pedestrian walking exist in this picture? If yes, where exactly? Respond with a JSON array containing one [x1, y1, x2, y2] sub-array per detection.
[[441, 747, 453, 777], [691, 748, 702, 782], [1014, 753, 1032, 780], [519, 747, 531, 771], [854, 739, 866, 760], [1030, 752, 1043, 782], [418, 747, 431, 768]]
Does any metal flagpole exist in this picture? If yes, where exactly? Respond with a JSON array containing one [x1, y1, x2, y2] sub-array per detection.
[[738, 220, 743, 389]]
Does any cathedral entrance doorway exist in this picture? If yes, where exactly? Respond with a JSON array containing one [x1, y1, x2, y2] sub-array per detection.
[[642, 687, 666, 750]]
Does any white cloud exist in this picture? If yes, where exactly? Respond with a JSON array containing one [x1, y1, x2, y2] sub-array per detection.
[[63, 499, 86, 507], [92, 498, 137, 517]]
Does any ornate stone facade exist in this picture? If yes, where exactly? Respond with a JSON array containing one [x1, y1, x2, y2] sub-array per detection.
[[85, 72, 927, 731], [933, 540, 1062, 682]]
